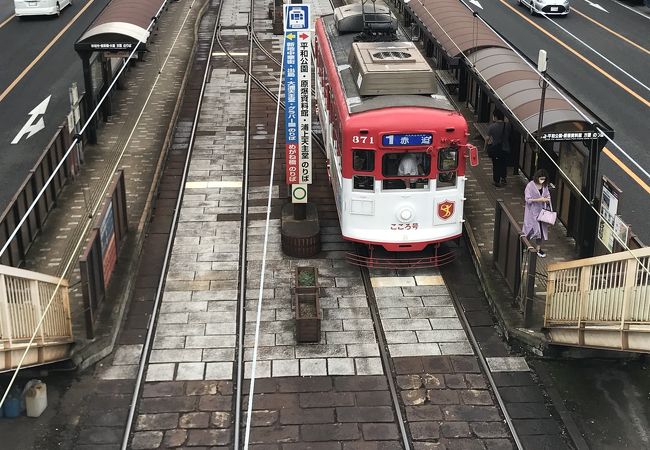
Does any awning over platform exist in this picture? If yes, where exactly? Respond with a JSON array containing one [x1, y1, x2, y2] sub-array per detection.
[[75, 0, 167, 52], [469, 47, 591, 135], [407, 0, 509, 59]]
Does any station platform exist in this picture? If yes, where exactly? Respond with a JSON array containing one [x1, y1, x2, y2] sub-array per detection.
[[0, 0, 588, 448]]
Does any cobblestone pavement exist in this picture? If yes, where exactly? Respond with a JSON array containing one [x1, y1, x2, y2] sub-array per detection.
[[123, 0, 575, 448]]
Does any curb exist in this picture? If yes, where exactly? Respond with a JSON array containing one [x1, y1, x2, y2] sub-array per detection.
[[70, 0, 210, 371], [462, 218, 548, 356], [531, 360, 591, 450]]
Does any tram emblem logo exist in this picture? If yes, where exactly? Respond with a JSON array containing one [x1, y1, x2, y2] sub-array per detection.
[[437, 200, 455, 220]]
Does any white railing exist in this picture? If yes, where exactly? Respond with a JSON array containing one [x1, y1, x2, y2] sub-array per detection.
[[545, 248, 650, 352], [0, 265, 73, 370]]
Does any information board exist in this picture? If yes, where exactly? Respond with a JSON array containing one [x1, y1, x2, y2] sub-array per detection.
[[284, 4, 312, 188], [597, 177, 620, 252]]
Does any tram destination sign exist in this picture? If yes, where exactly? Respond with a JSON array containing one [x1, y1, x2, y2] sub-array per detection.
[[540, 131, 600, 141], [382, 133, 433, 147]]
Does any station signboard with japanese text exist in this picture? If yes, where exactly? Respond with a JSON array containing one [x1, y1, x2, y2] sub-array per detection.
[[540, 130, 600, 142], [284, 4, 312, 187]]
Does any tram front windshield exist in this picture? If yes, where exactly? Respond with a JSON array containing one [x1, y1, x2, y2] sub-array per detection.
[[382, 152, 431, 190]]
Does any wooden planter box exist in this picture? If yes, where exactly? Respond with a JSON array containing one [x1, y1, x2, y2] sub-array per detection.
[[294, 292, 321, 343], [295, 266, 319, 295]]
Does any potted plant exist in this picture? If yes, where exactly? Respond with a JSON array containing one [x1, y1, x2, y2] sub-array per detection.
[[294, 266, 320, 343], [295, 266, 319, 295]]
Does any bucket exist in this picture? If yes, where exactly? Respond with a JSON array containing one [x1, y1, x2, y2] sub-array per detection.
[[25, 381, 47, 418]]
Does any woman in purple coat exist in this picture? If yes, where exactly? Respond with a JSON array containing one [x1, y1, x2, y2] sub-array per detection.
[[522, 169, 552, 257]]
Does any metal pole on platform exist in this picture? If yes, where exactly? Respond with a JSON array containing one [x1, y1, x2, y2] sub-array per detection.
[[535, 50, 548, 168]]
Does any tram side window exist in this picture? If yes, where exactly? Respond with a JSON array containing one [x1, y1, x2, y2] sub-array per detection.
[[353, 149, 374, 171], [353, 149, 374, 190], [437, 147, 458, 187]]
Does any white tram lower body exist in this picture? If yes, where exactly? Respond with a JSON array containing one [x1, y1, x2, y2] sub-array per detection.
[[330, 156, 465, 252]]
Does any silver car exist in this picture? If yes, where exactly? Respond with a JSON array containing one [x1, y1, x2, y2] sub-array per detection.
[[519, 0, 570, 16]]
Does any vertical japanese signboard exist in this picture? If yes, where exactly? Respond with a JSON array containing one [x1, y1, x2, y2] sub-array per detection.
[[100, 200, 117, 286], [284, 4, 312, 199], [597, 177, 622, 253]]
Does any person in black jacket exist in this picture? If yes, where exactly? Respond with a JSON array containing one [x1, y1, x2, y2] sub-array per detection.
[[484, 110, 511, 187]]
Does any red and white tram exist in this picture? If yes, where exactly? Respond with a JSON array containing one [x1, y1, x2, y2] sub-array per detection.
[[313, 3, 477, 260]]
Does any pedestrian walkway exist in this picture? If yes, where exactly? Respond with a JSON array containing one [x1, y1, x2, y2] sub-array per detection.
[[20, 0, 201, 369], [1, 1, 586, 449], [462, 119, 579, 349]]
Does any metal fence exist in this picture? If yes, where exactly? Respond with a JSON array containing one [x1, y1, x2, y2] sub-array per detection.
[[0, 116, 84, 268], [0, 264, 73, 371], [79, 170, 128, 339], [493, 200, 539, 326]]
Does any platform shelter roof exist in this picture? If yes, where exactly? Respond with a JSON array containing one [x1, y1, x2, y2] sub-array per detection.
[[75, 0, 166, 52], [469, 47, 595, 135], [407, 0, 509, 60]]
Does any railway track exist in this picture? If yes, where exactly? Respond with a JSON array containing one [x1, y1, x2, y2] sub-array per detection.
[[115, 0, 572, 448]]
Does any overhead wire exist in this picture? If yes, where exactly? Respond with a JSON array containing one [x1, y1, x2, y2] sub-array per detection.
[[414, 0, 649, 274], [0, 0, 194, 409]]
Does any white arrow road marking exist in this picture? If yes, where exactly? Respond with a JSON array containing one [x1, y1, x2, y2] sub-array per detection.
[[584, 0, 608, 12], [11, 95, 52, 144], [469, 0, 484, 8]]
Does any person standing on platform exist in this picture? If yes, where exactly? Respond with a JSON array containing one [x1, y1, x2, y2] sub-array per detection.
[[484, 110, 511, 187], [522, 169, 552, 258]]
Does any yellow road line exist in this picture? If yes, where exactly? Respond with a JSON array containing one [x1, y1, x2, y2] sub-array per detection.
[[0, 13, 15, 29], [0, 0, 95, 103], [499, 0, 650, 108], [572, 7, 650, 56], [500, 1, 649, 193], [603, 146, 650, 194]]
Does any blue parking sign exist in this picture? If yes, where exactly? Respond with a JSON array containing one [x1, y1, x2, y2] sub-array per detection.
[[284, 5, 310, 31]]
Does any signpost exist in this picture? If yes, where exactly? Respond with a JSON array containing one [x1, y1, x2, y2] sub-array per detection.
[[283, 3, 311, 204], [280, 2, 320, 258]]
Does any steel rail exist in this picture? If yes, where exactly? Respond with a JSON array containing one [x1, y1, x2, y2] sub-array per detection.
[[442, 270, 525, 450], [407, 40, 525, 447], [119, 3, 222, 448], [231, 3, 256, 448], [357, 251, 412, 450]]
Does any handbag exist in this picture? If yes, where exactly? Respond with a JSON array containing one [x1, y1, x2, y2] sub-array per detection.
[[537, 204, 557, 225]]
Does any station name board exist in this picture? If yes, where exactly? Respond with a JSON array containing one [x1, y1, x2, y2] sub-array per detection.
[[540, 131, 600, 141], [89, 42, 135, 50]]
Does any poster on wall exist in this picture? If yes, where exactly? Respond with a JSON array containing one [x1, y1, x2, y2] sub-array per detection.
[[100, 200, 117, 286], [613, 216, 629, 247]]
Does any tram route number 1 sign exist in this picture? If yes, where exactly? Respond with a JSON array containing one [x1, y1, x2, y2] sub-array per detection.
[[284, 4, 312, 189]]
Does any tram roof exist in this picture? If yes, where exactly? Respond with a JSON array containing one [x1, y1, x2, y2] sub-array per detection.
[[322, 14, 455, 114], [406, 0, 509, 61], [75, 0, 167, 52]]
